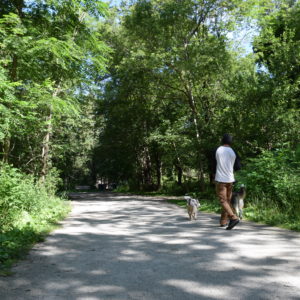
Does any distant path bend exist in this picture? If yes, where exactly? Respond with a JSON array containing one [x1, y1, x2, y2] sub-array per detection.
[[1, 192, 300, 300]]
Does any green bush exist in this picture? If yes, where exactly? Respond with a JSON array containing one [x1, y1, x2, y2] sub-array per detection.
[[0, 164, 70, 271], [160, 181, 187, 195], [236, 148, 300, 216], [114, 184, 130, 193], [0, 164, 36, 231], [0, 164, 65, 232]]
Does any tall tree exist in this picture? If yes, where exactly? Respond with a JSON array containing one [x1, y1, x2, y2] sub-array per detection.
[[253, 0, 300, 148], [97, 0, 263, 189], [0, 0, 109, 183]]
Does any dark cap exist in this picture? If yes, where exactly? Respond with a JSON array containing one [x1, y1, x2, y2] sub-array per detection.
[[221, 133, 233, 145]]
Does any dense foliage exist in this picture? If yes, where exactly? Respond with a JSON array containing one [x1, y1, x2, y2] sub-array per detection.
[[1, 0, 298, 190], [0, 164, 70, 272], [0, 0, 108, 271], [0, 0, 300, 269], [96, 0, 299, 191], [0, 0, 109, 184], [96, 0, 299, 226]]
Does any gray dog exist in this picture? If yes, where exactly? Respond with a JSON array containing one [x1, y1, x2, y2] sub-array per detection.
[[184, 196, 200, 220], [231, 184, 246, 219]]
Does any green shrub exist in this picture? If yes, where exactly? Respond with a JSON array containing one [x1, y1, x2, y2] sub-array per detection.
[[160, 181, 187, 195], [0, 164, 36, 231], [236, 148, 300, 216], [0, 164, 70, 271], [114, 184, 130, 193]]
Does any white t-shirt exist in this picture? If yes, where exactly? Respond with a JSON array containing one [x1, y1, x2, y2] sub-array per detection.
[[215, 146, 236, 183]]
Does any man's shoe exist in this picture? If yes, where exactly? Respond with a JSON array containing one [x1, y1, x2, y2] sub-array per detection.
[[226, 219, 239, 230], [220, 224, 227, 227]]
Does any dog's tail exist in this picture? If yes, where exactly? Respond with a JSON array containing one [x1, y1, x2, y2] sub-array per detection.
[[240, 184, 246, 198]]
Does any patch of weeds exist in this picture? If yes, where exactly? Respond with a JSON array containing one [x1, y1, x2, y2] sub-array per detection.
[[237, 200, 300, 232], [167, 199, 186, 208], [0, 201, 70, 275]]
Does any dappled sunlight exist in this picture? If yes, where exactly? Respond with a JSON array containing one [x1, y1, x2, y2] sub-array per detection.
[[119, 249, 152, 262], [76, 285, 126, 293], [165, 238, 194, 245], [89, 270, 107, 276], [45, 282, 70, 290], [190, 244, 216, 250], [162, 279, 231, 298], [1, 193, 300, 299]]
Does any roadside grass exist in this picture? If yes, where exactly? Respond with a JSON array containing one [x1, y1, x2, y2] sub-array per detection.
[[0, 198, 70, 276], [241, 201, 300, 231], [168, 195, 300, 232], [113, 189, 300, 232]]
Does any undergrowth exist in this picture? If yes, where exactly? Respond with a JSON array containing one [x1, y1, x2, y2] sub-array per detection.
[[0, 164, 70, 275], [168, 192, 300, 232]]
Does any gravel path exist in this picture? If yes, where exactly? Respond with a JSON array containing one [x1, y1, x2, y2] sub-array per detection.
[[1, 192, 300, 300]]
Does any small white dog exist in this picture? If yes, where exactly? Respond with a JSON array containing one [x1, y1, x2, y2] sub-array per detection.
[[184, 196, 200, 220]]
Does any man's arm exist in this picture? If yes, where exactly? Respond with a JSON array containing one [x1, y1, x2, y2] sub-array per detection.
[[233, 149, 241, 171]]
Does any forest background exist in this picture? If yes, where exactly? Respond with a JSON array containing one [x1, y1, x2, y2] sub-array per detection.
[[0, 0, 299, 270]]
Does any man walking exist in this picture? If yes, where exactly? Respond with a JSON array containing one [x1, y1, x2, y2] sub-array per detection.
[[214, 134, 241, 230]]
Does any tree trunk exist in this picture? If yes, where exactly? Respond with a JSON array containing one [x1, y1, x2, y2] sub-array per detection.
[[185, 83, 205, 191], [40, 111, 52, 182], [198, 167, 205, 191], [141, 146, 152, 190], [182, 29, 206, 191], [2, 137, 11, 163], [177, 165, 183, 185], [186, 82, 201, 141], [172, 142, 183, 186], [40, 87, 60, 182], [14, 0, 25, 18], [155, 157, 162, 190]]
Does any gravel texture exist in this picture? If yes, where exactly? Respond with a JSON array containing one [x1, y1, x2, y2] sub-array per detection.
[[1, 192, 300, 300]]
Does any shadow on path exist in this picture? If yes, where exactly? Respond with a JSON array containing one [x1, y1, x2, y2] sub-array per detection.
[[1, 192, 300, 300]]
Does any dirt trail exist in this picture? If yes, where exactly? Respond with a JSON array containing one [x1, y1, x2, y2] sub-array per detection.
[[1, 192, 300, 300]]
